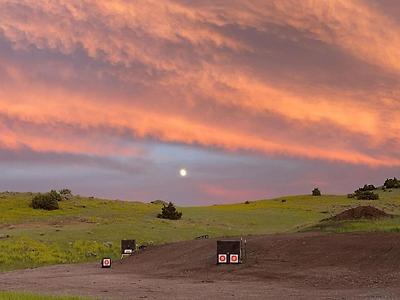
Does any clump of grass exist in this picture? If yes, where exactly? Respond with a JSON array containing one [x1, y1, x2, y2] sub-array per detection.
[[0, 237, 120, 271], [0, 291, 90, 300]]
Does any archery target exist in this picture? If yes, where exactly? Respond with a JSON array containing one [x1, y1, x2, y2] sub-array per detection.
[[218, 254, 227, 263], [102, 258, 112, 268], [230, 254, 239, 263]]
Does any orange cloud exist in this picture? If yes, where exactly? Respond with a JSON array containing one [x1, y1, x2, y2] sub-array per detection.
[[0, 0, 399, 168], [181, 0, 400, 74], [0, 76, 398, 167]]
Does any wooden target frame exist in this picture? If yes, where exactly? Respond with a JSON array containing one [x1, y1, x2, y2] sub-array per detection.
[[101, 257, 112, 268]]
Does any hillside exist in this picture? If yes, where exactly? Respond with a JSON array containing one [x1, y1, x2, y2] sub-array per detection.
[[1, 189, 400, 271]]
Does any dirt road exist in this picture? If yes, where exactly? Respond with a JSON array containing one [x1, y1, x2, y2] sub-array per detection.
[[2, 232, 400, 299]]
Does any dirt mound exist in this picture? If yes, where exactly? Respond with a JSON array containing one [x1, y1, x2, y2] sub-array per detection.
[[114, 232, 400, 285], [328, 206, 390, 221]]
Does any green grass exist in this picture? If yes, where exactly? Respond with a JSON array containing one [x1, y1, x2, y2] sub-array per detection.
[[1, 189, 400, 271], [0, 291, 89, 300]]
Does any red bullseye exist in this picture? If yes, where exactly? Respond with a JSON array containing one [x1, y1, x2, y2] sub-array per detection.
[[230, 254, 239, 263], [218, 254, 227, 263]]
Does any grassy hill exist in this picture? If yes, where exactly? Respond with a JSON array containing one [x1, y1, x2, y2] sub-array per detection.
[[1, 189, 400, 271]]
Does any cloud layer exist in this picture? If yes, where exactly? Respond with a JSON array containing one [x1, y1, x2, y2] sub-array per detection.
[[0, 0, 399, 202]]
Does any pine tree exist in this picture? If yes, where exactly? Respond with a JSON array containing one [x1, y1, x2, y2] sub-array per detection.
[[312, 188, 321, 196], [157, 202, 182, 220]]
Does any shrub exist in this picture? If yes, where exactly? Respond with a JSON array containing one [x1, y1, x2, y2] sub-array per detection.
[[49, 190, 62, 202], [355, 191, 379, 200], [31, 192, 60, 210], [312, 188, 321, 196], [59, 189, 73, 201], [384, 177, 400, 189], [157, 202, 182, 220], [356, 184, 376, 192]]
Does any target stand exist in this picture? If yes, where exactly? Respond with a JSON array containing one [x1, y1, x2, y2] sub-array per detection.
[[217, 239, 246, 264], [120, 239, 136, 260]]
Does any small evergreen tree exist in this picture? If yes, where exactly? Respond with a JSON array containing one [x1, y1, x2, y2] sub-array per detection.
[[157, 202, 182, 220], [312, 188, 321, 196]]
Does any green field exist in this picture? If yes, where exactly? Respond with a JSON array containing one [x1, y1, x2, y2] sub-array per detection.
[[1, 189, 400, 272], [0, 291, 88, 300]]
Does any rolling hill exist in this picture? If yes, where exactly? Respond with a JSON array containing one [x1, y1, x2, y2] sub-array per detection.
[[1, 189, 400, 271]]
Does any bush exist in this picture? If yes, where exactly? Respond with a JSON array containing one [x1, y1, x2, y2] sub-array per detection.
[[384, 177, 400, 189], [350, 184, 379, 200], [49, 190, 62, 202], [59, 189, 73, 201], [312, 188, 321, 196], [31, 191, 60, 210], [157, 202, 182, 220], [356, 184, 376, 192], [355, 191, 379, 200]]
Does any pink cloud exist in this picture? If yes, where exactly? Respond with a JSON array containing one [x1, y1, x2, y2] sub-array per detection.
[[0, 0, 399, 168]]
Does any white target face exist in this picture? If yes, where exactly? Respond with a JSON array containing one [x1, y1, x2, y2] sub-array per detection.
[[230, 254, 239, 263], [102, 258, 111, 267], [218, 254, 227, 263]]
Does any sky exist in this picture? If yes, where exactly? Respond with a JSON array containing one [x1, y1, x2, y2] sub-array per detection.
[[0, 0, 399, 205]]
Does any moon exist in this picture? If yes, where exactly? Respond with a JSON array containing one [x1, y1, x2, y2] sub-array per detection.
[[179, 168, 187, 177]]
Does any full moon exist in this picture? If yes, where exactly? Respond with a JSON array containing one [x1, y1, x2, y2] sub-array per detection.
[[179, 168, 187, 177]]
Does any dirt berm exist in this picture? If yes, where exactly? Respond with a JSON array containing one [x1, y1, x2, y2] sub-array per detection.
[[115, 232, 400, 288], [327, 205, 391, 221]]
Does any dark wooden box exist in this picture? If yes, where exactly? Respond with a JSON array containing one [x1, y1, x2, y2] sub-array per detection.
[[217, 240, 242, 263], [121, 239, 136, 254]]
